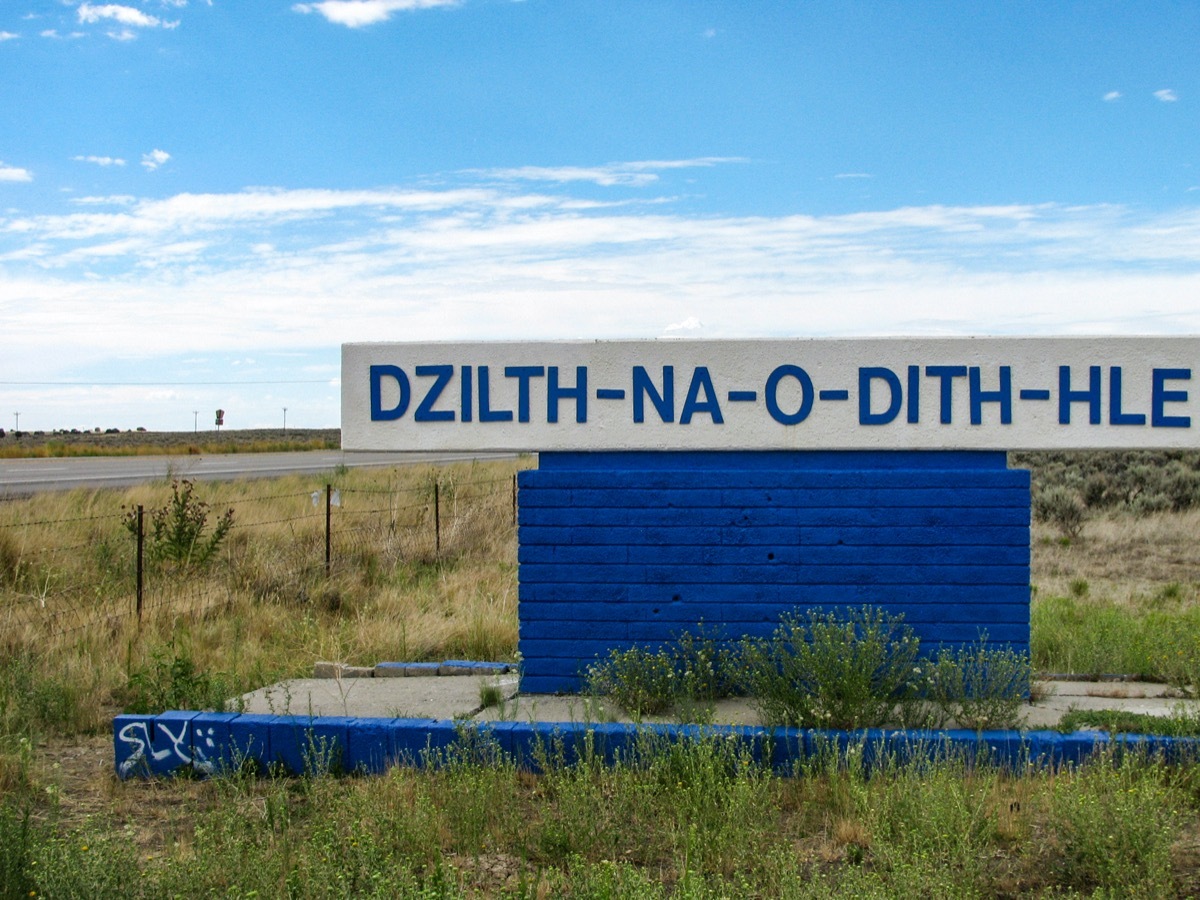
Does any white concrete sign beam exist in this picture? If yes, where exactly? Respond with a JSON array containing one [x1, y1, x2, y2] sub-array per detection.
[[341, 338, 1200, 451]]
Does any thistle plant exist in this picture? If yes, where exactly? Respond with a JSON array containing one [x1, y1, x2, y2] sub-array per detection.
[[123, 479, 234, 569]]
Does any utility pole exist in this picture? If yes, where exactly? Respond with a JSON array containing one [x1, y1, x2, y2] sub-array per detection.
[[193, 410, 198, 433], [283, 407, 288, 433], [12, 412, 18, 434]]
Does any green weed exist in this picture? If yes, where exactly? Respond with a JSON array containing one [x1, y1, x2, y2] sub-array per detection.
[[854, 762, 1000, 894], [584, 645, 677, 718], [117, 636, 236, 714], [1058, 705, 1200, 736], [1049, 752, 1183, 895], [0, 648, 92, 737], [1032, 592, 1200, 689], [739, 606, 922, 729]]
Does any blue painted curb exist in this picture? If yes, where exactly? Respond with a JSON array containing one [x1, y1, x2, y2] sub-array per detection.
[[114, 712, 1200, 779]]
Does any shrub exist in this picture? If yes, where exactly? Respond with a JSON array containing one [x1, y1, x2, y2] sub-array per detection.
[[926, 635, 1030, 730], [1081, 472, 1111, 508], [1032, 485, 1087, 539], [584, 645, 676, 717], [671, 626, 739, 704], [1128, 492, 1172, 517], [738, 606, 922, 729], [585, 626, 739, 721]]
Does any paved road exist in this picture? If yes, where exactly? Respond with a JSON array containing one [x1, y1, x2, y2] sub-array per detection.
[[0, 450, 518, 495]]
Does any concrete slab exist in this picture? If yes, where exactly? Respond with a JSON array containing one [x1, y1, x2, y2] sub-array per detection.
[[1021, 679, 1196, 730], [243, 675, 1200, 729], [239, 674, 521, 719]]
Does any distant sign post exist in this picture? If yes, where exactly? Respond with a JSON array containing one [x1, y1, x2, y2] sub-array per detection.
[[215, 409, 225, 431]]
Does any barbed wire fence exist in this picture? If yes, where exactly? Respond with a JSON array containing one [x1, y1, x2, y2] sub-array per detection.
[[0, 471, 518, 648]]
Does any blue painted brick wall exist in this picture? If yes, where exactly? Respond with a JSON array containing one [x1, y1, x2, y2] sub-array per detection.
[[517, 451, 1031, 693]]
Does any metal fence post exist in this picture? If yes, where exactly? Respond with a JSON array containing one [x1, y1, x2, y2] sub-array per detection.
[[135, 505, 144, 627], [325, 484, 332, 577], [434, 481, 441, 555], [512, 473, 517, 526]]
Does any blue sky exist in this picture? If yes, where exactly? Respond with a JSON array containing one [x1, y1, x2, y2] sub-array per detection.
[[1, 1, 1198, 432]]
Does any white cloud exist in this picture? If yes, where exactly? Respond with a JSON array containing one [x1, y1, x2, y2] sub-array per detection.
[[6, 169, 1200, 428], [76, 3, 181, 36], [1103, 91, 1122, 102], [664, 316, 704, 333], [78, 3, 161, 27], [292, 0, 460, 28], [0, 31, 18, 41], [835, 173, 873, 179], [141, 148, 171, 171], [0, 163, 32, 182], [1154, 89, 1179, 102], [481, 158, 743, 188], [73, 155, 127, 167], [70, 194, 137, 206]]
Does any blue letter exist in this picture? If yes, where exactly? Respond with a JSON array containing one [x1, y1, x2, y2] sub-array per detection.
[[1059, 365, 1101, 425], [1152, 368, 1191, 428], [925, 366, 967, 424], [680, 367, 723, 424], [370, 365, 410, 421], [859, 367, 902, 425], [765, 365, 814, 425], [414, 365, 455, 422], [478, 366, 513, 422], [504, 366, 545, 423], [969, 366, 1012, 425], [907, 365, 920, 423], [461, 365, 473, 422], [548, 366, 587, 423], [1109, 366, 1145, 426], [633, 366, 674, 423]]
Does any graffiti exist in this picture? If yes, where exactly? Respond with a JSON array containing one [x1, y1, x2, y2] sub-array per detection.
[[117, 719, 220, 776]]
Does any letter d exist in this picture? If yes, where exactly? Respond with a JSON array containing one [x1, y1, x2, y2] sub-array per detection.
[[859, 367, 902, 425], [370, 365, 411, 420]]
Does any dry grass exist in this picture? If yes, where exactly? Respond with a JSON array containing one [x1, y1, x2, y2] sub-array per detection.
[[1032, 510, 1200, 608], [4, 455, 1200, 895], [0, 458, 525, 736], [0, 427, 339, 458]]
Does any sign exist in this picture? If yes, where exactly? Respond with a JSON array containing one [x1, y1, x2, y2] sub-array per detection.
[[341, 338, 1200, 451], [215, 409, 225, 427]]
